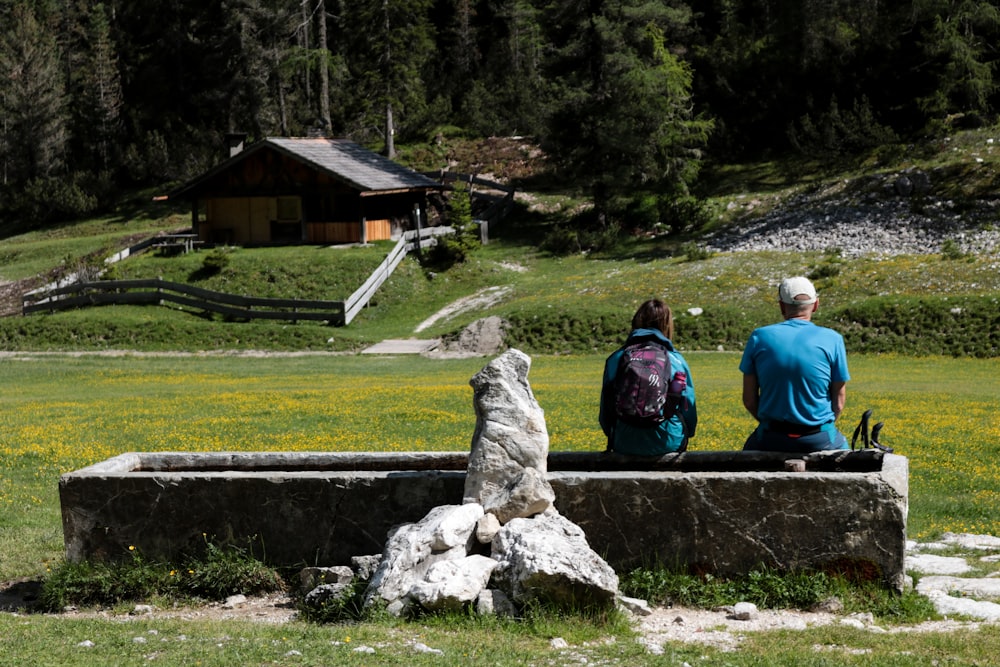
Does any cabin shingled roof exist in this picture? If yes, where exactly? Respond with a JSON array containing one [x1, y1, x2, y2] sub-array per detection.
[[267, 137, 441, 192], [171, 137, 441, 197]]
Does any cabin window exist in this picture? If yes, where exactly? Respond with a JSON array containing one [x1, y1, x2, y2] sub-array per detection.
[[276, 196, 301, 222]]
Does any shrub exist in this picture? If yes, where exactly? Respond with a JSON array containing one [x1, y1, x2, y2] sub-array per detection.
[[298, 578, 367, 624], [940, 238, 967, 260], [828, 295, 1000, 358], [179, 540, 284, 600], [7, 177, 99, 225], [539, 226, 583, 256], [201, 247, 232, 274], [680, 241, 712, 262], [621, 195, 660, 231], [659, 195, 711, 235], [619, 565, 935, 623]]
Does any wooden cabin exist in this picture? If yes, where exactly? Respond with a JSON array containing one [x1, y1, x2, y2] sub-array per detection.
[[169, 137, 443, 245]]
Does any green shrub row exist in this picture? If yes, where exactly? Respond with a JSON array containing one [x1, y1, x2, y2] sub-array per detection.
[[0, 308, 365, 352], [502, 296, 1000, 358], [830, 295, 1000, 358]]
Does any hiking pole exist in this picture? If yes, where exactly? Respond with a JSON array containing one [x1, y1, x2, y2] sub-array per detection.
[[870, 421, 893, 453], [851, 409, 872, 451]]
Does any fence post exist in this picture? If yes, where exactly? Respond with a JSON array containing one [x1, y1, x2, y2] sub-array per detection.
[[413, 203, 423, 258]]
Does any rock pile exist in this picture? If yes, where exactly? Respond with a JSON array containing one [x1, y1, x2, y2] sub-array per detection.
[[303, 349, 619, 618], [705, 168, 1000, 258]]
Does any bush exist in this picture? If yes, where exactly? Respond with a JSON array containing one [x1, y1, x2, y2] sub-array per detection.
[[201, 247, 232, 275], [539, 226, 583, 256], [788, 96, 898, 156], [621, 195, 660, 231], [6, 176, 99, 225], [659, 195, 711, 235], [680, 241, 712, 262], [940, 238, 967, 260]]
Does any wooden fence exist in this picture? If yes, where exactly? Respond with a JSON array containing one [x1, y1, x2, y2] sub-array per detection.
[[342, 226, 453, 324], [23, 226, 454, 326], [23, 278, 348, 324]]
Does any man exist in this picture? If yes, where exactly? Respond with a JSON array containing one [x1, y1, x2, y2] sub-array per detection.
[[740, 276, 849, 452]]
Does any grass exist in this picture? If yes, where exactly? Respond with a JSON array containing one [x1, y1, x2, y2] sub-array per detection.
[[1, 128, 999, 663], [3, 238, 1000, 356], [1, 352, 999, 585], [39, 540, 285, 612], [2, 613, 1000, 667], [620, 567, 937, 626]]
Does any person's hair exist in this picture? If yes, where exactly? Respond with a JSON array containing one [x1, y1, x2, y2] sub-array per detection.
[[631, 299, 674, 340]]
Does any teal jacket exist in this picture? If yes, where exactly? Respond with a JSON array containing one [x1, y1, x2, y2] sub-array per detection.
[[599, 328, 697, 455]]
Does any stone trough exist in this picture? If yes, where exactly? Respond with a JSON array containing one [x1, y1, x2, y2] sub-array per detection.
[[59, 449, 908, 590]]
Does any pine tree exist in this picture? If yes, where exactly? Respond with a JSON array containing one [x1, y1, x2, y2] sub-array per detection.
[[73, 3, 123, 175], [342, 0, 435, 154], [541, 0, 712, 222], [0, 2, 69, 185]]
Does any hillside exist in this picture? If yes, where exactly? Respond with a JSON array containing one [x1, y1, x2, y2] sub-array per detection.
[[0, 130, 998, 356]]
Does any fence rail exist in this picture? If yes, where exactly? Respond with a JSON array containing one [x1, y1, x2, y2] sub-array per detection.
[[23, 226, 456, 326], [23, 278, 347, 324], [342, 226, 453, 324]]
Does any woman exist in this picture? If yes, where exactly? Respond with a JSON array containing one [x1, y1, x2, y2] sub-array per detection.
[[600, 299, 697, 454]]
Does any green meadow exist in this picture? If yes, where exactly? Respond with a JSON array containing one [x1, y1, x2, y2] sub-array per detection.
[[3, 352, 998, 583]]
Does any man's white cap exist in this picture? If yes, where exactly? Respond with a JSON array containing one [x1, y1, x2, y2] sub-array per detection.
[[778, 276, 817, 305]]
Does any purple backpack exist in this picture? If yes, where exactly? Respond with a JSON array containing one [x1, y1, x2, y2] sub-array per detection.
[[614, 340, 676, 427]]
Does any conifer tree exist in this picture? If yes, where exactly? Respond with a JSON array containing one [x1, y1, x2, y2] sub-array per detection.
[[0, 2, 69, 185], [74, 3, 123, 175], [541, 0, 712, 223]]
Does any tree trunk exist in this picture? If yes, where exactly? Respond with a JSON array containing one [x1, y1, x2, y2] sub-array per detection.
[[316, 0, 331, 134], [385, 102, 395, 157], [382, 0, 395, 157], [300, 0, 312, 111]]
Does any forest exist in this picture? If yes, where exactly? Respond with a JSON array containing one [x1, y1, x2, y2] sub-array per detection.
[[0, 0, 998, 230]]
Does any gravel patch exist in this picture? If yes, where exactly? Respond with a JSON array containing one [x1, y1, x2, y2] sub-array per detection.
[[705, 171, 1000, 258]]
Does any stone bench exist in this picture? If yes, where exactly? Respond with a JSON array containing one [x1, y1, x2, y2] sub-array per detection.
[[59, 449, 907, 591]]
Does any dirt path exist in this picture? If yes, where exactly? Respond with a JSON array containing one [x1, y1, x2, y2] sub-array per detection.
[[413, 286, 510, 333]]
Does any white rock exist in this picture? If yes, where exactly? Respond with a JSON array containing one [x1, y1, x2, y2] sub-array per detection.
[[618, 595, 653, 616], [464, 349, 550, 508], [492, 512, 619, 608], [223, 594, 247, 608], [476, 512, 502, 543], [430, 503, 485, 551], [941, 532, 1000, 550], [475, 588, 518, 617], [407, 555, 498, 611], [922, 592, 1000, 621], [731, 602, 757, 621], [905, 554, 972, 575], [413, 642, 444, 655], [916, 576, 1000, 600]]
